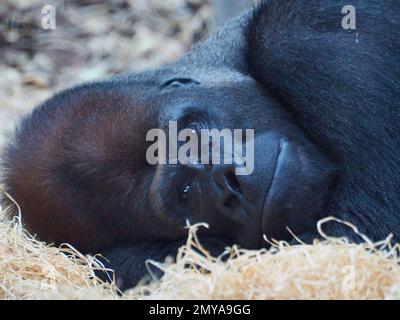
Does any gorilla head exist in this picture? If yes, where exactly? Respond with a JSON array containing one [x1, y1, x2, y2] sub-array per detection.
[[2, 66, 337, 253]]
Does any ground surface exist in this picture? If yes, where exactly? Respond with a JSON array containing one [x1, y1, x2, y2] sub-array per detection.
[[0, 0, 214, 151]]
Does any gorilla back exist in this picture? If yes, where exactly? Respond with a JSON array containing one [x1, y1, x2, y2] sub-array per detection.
[[1, 0, 399, 289]]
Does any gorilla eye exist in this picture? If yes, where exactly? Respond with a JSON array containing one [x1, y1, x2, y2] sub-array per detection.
[[181, 184, 191, 202], [186, 120, 208, 134], [187, 123, 199, 134], [161, 78, 200, 89]]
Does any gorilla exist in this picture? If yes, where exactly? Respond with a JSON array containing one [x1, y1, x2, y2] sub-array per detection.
[[1, 0, 400, 290]]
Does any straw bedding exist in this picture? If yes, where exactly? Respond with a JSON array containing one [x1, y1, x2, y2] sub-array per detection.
[[0, 186, 399, 300]]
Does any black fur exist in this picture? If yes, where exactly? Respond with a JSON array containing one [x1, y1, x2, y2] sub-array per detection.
[[246, 0, 400, 240]]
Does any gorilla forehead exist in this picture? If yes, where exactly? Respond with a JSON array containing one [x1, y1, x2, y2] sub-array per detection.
[[118, 66, 292, 131], [130, 66, 253, 88]]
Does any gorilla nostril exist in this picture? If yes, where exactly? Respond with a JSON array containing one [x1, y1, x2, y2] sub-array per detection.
[[160, 78, 200, 89], [223, 194, 240, 209], [224, 171, 242, 194]]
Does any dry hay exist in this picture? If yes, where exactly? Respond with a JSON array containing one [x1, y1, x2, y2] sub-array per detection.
[[0, 186, 120, 299], [0, 186, 400, 300], [128, 221, 400, 300]]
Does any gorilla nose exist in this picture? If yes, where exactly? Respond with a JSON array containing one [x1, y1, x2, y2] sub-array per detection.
[[206, 134, 283, 248], [211, 164, 256, 226], [213, 165, 242, 196]]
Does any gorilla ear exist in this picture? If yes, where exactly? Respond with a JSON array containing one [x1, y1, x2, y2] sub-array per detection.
[[160, 78, 200, 89]]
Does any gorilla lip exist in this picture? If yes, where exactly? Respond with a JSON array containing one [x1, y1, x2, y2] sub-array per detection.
[[260, 139, 284, 237]]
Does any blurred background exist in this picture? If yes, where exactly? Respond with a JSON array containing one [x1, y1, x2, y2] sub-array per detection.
[[0, 0, 255, 150]]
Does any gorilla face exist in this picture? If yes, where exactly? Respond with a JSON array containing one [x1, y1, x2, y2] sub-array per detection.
[[146, 69, 338, 248]]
